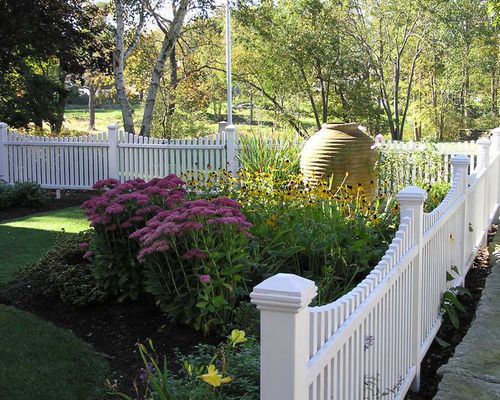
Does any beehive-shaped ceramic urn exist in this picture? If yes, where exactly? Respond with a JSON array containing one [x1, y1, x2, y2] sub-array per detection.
[[300, 123, 377, 192]]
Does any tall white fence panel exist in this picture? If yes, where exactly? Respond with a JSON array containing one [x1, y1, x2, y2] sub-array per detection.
[[251, 131, 500, 400]]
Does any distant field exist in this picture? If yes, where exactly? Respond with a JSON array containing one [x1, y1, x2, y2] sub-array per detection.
[[63, 104, 315, 138], [64, 106, 141, 133]]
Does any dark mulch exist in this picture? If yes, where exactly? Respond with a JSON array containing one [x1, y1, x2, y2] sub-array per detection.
[[0, 190, 94, 222], [406, 226, 496, 399], [0, 281, 214, 397]]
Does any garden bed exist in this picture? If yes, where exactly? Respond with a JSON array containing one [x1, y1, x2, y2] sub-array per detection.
[[406, 226, 496, 399]]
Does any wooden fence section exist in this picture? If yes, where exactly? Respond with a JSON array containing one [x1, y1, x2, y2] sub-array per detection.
[[250, 132, 500, 400], [0, 123, 238, 189]]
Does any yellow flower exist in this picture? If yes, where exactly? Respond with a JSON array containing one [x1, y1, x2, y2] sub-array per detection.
[[228, 329, 248, 347], [265, 216, 277, 228], [199, 364, 233, 387]]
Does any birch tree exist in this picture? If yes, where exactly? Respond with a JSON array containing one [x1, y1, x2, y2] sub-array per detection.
[[139, 0, 191, 136], [348, 0, 427, 140], [113, 0, 146, 134]]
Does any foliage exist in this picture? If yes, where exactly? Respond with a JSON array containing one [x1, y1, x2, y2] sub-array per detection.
[[0, 0, 110, 132], [131, 198, 252, 334], [441, 265, 472, 329], [237, 133, 302, 180], [376, 143, 445, 194], [17, 231, 106, 306], [81, 176, 186, 301], [0, 207, 89, 284], [117, 330, 259, 400], [187, 171, 398, 303], [422, 181, 452, 212], [0, 182, 48, 210]]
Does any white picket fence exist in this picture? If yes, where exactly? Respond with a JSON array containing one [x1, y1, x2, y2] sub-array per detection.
[[0, 121, 488, 192], [377, 140, 479, 193], [0, 123, 238, 189], [250, 132, 500, 400]]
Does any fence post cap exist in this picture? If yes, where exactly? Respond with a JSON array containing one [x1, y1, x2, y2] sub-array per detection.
[[450, 154, 470, 167], [250, 273, 317, 313], [107, 123, 120, 131], [396, 186, 428, 204], [477, 137, 491, 146], [226, 124, 236, 132], [0, 122, 8, 128]]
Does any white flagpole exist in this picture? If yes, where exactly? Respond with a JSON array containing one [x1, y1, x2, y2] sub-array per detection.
[[225, 0, 233, 125]]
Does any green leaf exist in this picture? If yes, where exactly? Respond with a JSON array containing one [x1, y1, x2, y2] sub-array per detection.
[[435, 336, 451, 348]]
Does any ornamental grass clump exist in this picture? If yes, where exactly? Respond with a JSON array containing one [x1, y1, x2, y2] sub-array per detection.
[[131, 197, 252, 334], [81, 175, 186, 301]]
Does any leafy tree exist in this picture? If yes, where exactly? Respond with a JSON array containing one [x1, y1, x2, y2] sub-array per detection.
[[0, 0, 109, 132]]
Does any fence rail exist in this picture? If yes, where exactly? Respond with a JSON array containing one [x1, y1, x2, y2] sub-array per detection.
[[250, 131, 500, 400]]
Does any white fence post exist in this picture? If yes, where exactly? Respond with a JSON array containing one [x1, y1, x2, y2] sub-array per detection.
[[476, 137, 491, 171], [0, 122, 7, 183], [250, 273, 317, 400], [477, 138, 492, 236], [218, 120, 228, 134], [451, 154, 470, 282], [225, 124, 238, 175], [395, 186, 427, 392], [108, 124, 120, 180], [492, 128, 500, 213]]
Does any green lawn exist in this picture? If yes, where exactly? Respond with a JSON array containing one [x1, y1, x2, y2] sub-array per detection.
[[0, 305, 108, 400], [0, 207, 89, 284]]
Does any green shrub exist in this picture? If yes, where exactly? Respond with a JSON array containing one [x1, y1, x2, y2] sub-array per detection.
[[18, 231, 107, 307], [189, 172, 398, 304], [376, 143, 444, 194], [0, 181, 47, 210]]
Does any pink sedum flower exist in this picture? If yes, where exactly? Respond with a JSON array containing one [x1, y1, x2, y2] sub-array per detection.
[[199, 274, 212, 284], [182, 249, 209, 261]]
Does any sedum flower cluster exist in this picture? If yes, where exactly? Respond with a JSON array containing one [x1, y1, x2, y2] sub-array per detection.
[[82, 175, 252, 333]]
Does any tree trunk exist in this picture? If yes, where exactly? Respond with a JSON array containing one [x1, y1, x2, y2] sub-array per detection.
[[167, 45, 178, 119], [492, 67, 498, 115], [113, 0, 136, 134], [51, 70, 68, 134], [140, 0, 189, 137], [89, 84, 97, 130]]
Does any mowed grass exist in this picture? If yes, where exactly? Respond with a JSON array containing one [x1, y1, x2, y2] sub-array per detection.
[[0, 207, 89, 283], [0, 207, 108, 400], [64, 106, 130, 133], [0, 305, 109, 400]]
